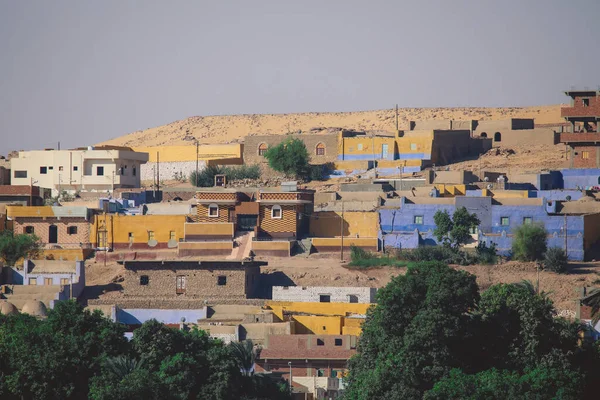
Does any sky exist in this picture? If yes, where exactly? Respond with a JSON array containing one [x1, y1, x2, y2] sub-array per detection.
[[1, 0, 599, 151]]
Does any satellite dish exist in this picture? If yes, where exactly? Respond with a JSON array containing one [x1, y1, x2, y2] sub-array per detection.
[[487, 184, 493, 190], [484, 177, 489, 182]]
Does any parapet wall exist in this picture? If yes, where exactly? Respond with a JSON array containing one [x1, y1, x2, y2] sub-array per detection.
[[272, 286, 376, 303]]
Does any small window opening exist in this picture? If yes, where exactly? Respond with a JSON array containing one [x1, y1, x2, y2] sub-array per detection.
[[140, 275, 149, 285]]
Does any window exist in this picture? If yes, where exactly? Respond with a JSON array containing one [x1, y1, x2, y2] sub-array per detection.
[[40, 166, 47, 174], [28, 278, 37, 285], [208, 204, 219, 217], [176, 275, 186, 294], [271, 205, 282, 219], [334, 338, 343, 346], [67, 226, 77, 235], [348, 294, 359, 303], [148, 231, 155, 241], [170, 231, 176, 240], [317, 339, 325, 346], [501, 217, 509, 226], [140, 275, 149, 285], [582, 151, 590, 159], [14, 170, 27, 178], [133, 166, 136, 176], [258, 143, 268, 156], [73, 166, 78, 171], [316, 142, 326, 155], [48, 166, 53, 170], [523, 217, 533, 225], [357, 143, 364, 151], [128, 232, 134, 242], [414, 215, 424, 225], [60, 278, 70, 286], [44, 278, 53, 286], [97, 166, 104, 176], [25, 226, 34, 234], [494, 132, 502, 142], [319, 294, 331, 303], [217, 275, 227, 286], [469, 226, 478, 235], [583, 98, 590, 107], [120, 166, 125, 175], [480, 132, 488, 138], [410, 143, 417, 151], [59, 166, 63, 171]]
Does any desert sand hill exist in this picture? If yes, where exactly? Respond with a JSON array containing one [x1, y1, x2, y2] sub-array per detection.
[[99, 105, 563, 147]]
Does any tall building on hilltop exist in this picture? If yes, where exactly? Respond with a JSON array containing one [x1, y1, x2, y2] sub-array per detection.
[[559, 89, 600, 168]]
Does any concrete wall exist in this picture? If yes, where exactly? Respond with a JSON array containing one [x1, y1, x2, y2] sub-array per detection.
[[309, 211, 379, 238], [116, 307, 208, 325], [251, 240, 292, 257], [12, 217, 90, 247], [272, 286, 376, 303], [141, 160, 204, 182], [561, 169, 600, 189], [266, 301, 371, 320], [311, 237, 378, 252]]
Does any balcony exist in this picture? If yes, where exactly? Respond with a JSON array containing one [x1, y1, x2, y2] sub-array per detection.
[[559, 132, 600, 144]]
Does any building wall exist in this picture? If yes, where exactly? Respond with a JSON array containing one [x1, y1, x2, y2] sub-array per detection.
[[258, 204, 298, 238], [311, 237, 378, 252], [91, 214, 186, 250], [272, 286, 376, 303], [561, 168, 600, 188], [116, 307, 208, 325], [568, 145, 599, 168], [177, 241, 233, 257], [141, 160, 205, 182], [293, 315, 344, 334], [184, 222, 234, 240], [309, 211, 379, 238], [197, 204, 235, 223], [121, 264, 259, 299], [243, 133, 338, 165], [583, 213, 600, 250], [562, 94, 600, 117], [251, 240, 292, 257], [10, 148, 148, 194], [266, 301, 371, 320], [13, 217, 90, 247]]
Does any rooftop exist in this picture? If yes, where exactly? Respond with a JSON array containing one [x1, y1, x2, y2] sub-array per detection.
[[121, 260, 268, 270], [28, 260, 78, 274]]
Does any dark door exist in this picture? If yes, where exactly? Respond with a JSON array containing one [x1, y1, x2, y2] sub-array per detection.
[[237, 214, 258, 231], [49, 225, 58, 244], [176, 275, 186, 294]]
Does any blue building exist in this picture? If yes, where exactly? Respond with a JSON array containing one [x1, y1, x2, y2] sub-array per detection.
[[379, 196, 600, 261]]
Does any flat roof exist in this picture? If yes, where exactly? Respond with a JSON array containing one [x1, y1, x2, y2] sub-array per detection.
[[121, 260, 268, 269]]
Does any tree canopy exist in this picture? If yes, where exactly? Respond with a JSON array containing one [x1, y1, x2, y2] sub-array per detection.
[[0, 301, 290, 400], [342, 262, 595, 400], [433, 207, 480, 249], [0, 230, 42, 267], [511, 223, 548, 261], [264, 138, 309, 177]]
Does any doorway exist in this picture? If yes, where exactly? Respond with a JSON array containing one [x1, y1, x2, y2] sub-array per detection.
[[49, 225, 58, 244], [237, 214, 258, 231], [176, 275, 186, 294]]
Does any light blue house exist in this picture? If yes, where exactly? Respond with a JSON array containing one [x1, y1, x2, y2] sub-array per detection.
[[379, 195, 600, 261]]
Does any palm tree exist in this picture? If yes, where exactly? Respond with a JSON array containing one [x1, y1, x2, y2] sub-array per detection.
[[513, 279, 552, 299], [104, 355, 146, 379], [230, 339, 257, 377]]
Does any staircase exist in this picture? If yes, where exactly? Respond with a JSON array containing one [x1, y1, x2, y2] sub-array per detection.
[[296, 238, 313, 257], [0, 285, 62, 310], [227, 231, 254, 260]]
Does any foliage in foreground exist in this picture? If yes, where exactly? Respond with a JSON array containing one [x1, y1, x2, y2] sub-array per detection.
[[0, 301, 290, 400], [512, 223, 548, 261], [342, 261, 598, 400], [0, 231, 42, 267]]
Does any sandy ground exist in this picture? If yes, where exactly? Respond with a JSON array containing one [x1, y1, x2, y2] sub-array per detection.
[[98, 105, 562, 147], [84, 255, 599, 316]]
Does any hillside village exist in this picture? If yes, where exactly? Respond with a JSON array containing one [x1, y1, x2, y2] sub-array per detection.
[[2, 91, 600, 398]]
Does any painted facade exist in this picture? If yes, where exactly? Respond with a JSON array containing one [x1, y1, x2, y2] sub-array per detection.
[[10, 146, 149, 195], [380, 196, 599, 260], [272, 286, 377, 303]]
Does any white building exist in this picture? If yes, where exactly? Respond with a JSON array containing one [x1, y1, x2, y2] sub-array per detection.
[[10, 146, 149, 195], [272, 286, 377, 303]]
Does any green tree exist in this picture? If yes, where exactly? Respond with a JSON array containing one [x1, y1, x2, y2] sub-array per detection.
[[511, 223, 547, 261], [0, 230, 42, 266], [433, 207, 480, 249], [264, 138, 309, 177]]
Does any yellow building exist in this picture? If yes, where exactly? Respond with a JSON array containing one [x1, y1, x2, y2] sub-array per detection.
[[91, 214, 186, 250]]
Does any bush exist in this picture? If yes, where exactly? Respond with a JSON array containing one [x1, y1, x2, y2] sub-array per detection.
[[264, 138, 309, 177], [348, 245, 411, 269], [476, 242, 498, 265], [190, 165, 261, 187], [512, 223, 548, 261], [543, 247, 568, 273], [397, 246, 463, 264], [307, 164, 326, 181], [0, 231, 42, 266]]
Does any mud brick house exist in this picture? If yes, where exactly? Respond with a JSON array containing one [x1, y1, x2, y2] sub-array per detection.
[[256, 334, 357, 397], [6, 206, 91, 249], [560, 89, 600, 168], [243, 133, 338, 166], [0, 185, 46, 206], [120, 260, 265, 300], [181, 186, 314, 257]]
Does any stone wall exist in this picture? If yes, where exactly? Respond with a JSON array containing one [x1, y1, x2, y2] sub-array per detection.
[[272, 286, 377, 303], [121, 263, 261, 299], [243, 133, 338, 165], [13, 217, 90, 247], [141, 160, 205, 182]]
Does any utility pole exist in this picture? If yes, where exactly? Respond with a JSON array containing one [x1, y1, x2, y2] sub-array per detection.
[[195, 141, 199, 187], [564, 213, 568, 259], [156, 151, 160, 192], [395, 104, 399, 132], [340, 200, 344, 261], [288, 361, 292, 395], [30, 177, 33, 206]]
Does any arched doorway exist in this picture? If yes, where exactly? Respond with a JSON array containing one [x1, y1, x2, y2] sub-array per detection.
[[49, 225, 58, 244], [494, 132, 502, 142], [480, 132, 487, 138], [258, 143, 268, 156]]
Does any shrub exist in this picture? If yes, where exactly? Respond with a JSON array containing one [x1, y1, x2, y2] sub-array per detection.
[[189, 165, 220, 187], [476, 242, 498, 265], [397, 246, 462, 264], [0, 231, 42, 266], [190, 165, 261, 187], [348, 245, 411, 269], [264, 138, 309, 177], [543, 247, 568, 274], [307, 164, 326, 181], [512, 223, 547, 261]]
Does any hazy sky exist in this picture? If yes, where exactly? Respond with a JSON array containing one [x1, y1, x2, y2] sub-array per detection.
[[1, 0, 599, 151]]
